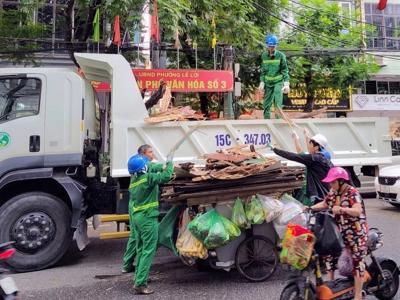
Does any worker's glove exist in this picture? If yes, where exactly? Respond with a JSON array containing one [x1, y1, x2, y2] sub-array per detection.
[[282, 82, 290, 94], [266, 143, 274, 150], [258, 82, 265, 91]]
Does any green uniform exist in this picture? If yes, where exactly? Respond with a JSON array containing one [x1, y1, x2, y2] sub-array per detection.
[[130, 162, 173, 287], [260, 49, 289, 119], [122, 161, 166, 271]]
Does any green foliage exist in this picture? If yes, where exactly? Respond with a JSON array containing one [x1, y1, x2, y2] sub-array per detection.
[[284, 0, 378, 103], [157, 0, 286, 98], [0, 7, 50, 65]]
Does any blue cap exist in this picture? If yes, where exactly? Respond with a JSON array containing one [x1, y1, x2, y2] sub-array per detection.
[[127, 154, 149, 174], [266, 34, 278, 47]]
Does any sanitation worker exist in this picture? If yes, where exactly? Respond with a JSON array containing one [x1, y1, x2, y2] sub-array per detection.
[[122, 145, 163, 273], [259, 34, 290, 119], [126, 153, 173, 295]]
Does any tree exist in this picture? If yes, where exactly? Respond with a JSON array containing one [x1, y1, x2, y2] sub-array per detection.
[[281, 0, 379, 111], [156, 0, 287, 113], [0, 2, 49, 65], [0, 0, 146, 65]]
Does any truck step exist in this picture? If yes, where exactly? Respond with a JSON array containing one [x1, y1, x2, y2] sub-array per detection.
[[99, 231, 130, 240], [99, 214, 129, 223]]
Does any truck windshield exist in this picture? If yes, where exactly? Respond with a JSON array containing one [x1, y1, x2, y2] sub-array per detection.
[[0, 78, 41, 123]]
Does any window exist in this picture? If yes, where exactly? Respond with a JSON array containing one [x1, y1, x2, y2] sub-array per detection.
[[389, 82, 400, 94], [340, 2, 351, 16], [365, 81, 377, 94], [0, 78, 41, 122], [365, 3, 400, 49], [377, 81, 389, 94]]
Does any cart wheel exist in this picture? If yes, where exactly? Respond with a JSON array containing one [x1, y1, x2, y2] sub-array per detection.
[[235, 235, 278, 282]]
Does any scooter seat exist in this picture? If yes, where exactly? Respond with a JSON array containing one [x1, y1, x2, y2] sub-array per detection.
[[325, 278, 353, 293]]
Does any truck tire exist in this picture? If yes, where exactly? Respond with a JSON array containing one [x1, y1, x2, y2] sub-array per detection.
[[390, 203, 400, 209], [0, 192, 73, 272]]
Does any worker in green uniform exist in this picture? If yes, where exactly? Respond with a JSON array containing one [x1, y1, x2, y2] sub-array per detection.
[[122, 144, 164, 273], [127, 153, 174, 295], [259, 34, 290, 119]]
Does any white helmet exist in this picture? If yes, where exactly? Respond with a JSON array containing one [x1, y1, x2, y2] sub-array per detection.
[[311, 134, 328, 149]]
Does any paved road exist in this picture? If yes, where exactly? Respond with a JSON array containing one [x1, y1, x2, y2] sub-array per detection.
[[9, 198, 400, 300]]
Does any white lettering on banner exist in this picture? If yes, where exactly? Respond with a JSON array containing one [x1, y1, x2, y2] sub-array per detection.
[[352, 94, 400, 111]]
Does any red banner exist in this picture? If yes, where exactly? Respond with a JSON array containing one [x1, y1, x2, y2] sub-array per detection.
[[92, 69, 234, 92]]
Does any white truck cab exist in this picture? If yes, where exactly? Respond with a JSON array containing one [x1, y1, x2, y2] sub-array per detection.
[[0, 54, 394, 272]]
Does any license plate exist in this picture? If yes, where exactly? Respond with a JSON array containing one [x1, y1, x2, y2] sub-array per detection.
[[0, 276, 18, 295]]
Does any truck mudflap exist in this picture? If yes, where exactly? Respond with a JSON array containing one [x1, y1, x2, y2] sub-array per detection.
[[53, 174, 86, 228], [73, 216, 89, 251]]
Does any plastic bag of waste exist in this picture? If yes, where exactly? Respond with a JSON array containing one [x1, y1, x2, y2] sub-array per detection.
[[280, 223, 315, 270], [274, 195, 304, 226], [176, 227, 208, 259], [258, 194, 284, 223], [338, 248, 354, 277], [203, 210, 241, 249], [231, 198, 248, 229], [189, 209, 241, 249], [188, 210, 214, 242], [246, 196, 265, 225]]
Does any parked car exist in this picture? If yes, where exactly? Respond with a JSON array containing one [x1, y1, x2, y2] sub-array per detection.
[[375, 165, 400, 208]]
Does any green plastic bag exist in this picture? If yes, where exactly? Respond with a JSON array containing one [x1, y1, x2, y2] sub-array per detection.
[[158, 205, 184, 256], [188, 210, 214, 242], [204, 213, 230, 249], [221, 215, 241, 239], [246, 196, 265, 225], [189, 209, 241, 249], [231, 198, 248, 229]]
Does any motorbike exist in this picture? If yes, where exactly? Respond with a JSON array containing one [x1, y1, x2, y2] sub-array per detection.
[[280, 211, 399, 300], [0, 242, 18, 300]]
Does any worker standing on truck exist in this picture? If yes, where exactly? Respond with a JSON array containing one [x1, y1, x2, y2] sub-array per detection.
[[259, 34, 290, 119], [271, 133, 332, 203], [122, 145, 163, 273], [126, 153, 174, 295]]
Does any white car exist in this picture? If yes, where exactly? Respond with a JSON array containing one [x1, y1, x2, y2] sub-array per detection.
[[375, 165, 400, 208]]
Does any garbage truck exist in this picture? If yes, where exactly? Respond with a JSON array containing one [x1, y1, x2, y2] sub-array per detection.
[[0, 53, 393, 272]]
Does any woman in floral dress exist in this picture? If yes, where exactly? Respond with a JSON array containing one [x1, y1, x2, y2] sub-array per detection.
[[311, 166, 368, 300]]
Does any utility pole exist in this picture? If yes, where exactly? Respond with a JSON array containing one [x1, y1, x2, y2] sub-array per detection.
[[223, 45, 234, 119]]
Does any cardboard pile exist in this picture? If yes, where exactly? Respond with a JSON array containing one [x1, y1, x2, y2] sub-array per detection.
[[162, 146, 304, 205]]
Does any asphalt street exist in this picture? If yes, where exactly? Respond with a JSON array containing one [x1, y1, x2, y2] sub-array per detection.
[[9, 198, 400, 300]]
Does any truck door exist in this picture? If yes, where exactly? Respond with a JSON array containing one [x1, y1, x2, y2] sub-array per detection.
[[0, 75, 45, 177]]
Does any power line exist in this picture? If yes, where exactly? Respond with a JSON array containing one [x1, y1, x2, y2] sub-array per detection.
[[252, 1, 354, 48], [253, 1, 400, 63], [289, 0, 394, 31]]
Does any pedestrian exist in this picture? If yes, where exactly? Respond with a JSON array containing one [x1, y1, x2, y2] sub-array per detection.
[[270, 133, 333, 203], [258, 34, 290, 119], [126, 153, 174, 295], [311, 167, 368, 300], [291, 129, 332, 206], [122, 144, 163, 273]]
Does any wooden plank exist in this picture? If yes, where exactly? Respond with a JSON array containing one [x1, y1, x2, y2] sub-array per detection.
[[165, 181, 302, 203], [172, 181, 301, 200]]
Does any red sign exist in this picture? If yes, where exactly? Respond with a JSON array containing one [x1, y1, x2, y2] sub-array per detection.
[[91, 69, 234, 92]]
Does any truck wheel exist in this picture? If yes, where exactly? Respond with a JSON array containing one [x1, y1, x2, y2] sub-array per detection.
[[0, 192, 73, 272], [389, 203, 400, 208]]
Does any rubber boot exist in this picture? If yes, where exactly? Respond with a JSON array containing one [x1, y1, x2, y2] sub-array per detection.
[[134, 285, 154, 295]]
